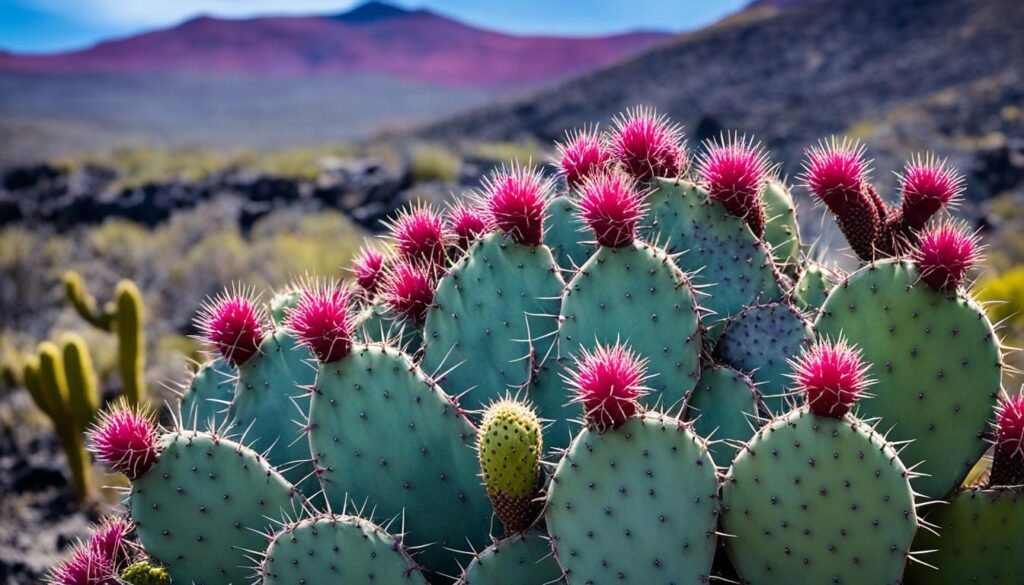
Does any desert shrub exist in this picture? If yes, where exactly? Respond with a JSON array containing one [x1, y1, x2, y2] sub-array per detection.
[[0, 226, 69, 334], [410, 143, 461, 183]]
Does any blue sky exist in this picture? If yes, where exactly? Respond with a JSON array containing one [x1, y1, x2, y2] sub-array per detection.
[[0, 0, 749, 53]]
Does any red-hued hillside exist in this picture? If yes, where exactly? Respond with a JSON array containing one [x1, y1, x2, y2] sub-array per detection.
[[0, 2, 667, 88]]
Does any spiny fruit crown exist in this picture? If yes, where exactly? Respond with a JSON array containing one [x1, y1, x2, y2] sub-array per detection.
[[996, 393, 1024, 462], [446, 201, 491, 250], [914, 220, 980, 292], [482, 164, 552, 246], [556, 126, 611, 189], [579, 172, 645, 248], [478, 398, 543, 498], [791, 338, 871, 419], [801, 137, 869, 211], [610, 106, 685, 182], [89, 517, 133, 569], [382, 260, 435, 325], [287, 280, 354, 363], [697, 134, 772, 237], [387, 205, 449, 267], [87, 400, 160, 481], [50, 542, 116, 585], [196, 288, 266, 366], [566, 342, 649, 431], [350, 245, 386, 295], [899, 153, 963, 229]]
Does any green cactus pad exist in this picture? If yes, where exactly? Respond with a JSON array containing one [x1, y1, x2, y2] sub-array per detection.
[[526, 358, 575, 454], [261, 514, 429, 585], [479, 399, 543, 533], [721, 408, 918, 585], [228, 329, 317, 494], [559, 242, 702, 409], [546, 413, 719, 584], [904, 488, 1024, 585], [423, 233, 564, 413], [120, 561, 171, 585], [268, 288, 302, 327], [130, 431, 300, 585], [686, 365, 761, 466], [353, 303, 422, 353], [308, 345, 491, 577], [642, 179, 782, 334], [761, 181, 801, 272], [815, 261, 1002, 499], [715, 302, 814, 415], [180, 358, 235, 431], [793, 261, 838, 314], [457, 530, 564, 585], [544, 195, 592, 272]]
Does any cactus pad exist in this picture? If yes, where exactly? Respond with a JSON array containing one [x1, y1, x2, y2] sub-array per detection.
[[761, 180, 801, 272], [559, 242, 702, 409], [544, 195, 592, 272], [546, 413, 719, 584], [308, 344, 491, 577], [457, 530, 564, 585], [793, 261, 838, 314], [353, 303, 422, 353], [686, 365, 761, 466], [261, 514, 428, 585], [423, 233, 563, 413], [722, 408, 918, 585], [816, 261, 1002, 499], [715, 302, 814, 415], [179, 358, 234, 431], [228, 329, 317, 493], [642, 179, 782, 332], [904, 487, 1024, 585], [130, 431, 300, 585]]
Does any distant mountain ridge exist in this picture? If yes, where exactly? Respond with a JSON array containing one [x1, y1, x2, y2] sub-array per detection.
[[0, 2, 668, 88]]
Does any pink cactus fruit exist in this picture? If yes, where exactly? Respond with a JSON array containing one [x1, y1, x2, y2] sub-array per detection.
[[556, 126, 612, 189], [578, 172, 645, 248], [913, 220, 980, 292], [196, 288, 266, 366], [609, 107, 685, 182], [565, 342, 650, 432], [696, 134, 772, 237], [790, 337, 872, 419], [481, 164, 552, 246], [287, 280, 355, 363], [87, 401, 160, 481]]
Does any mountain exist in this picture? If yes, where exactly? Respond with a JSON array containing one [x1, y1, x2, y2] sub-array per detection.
[[422, 0, 1024, 202], [0, 2, 667, 88]]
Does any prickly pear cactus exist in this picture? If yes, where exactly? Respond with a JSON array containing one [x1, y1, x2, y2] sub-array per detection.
[[715, 302, 814, 414], [422, 233, 564, 412], [130, 431, 301, 585], [642, 179, 782, 334], [721, 408, 919, 585], [793, 260, 838, 313], [227, 329, 317, 493], [545, 195, 592, 271], [546, 413, 719, 584], [526, 358, 575, 453], [761, 180, 801, 272], [816, 261, 1002, 499], [308, 344, 492, 577], [259, 514, 429, 585], [179, 358, 234, 431], [268, 288, 302, 326], [457, 530, 564, 585], [904, 487, 1024, 585], [686, 365, 761, 466], [559, 242, 702, 409], [353, 302, 422, 353]]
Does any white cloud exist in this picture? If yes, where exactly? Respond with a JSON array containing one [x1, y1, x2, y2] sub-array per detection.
[[30, 0, 363, 27]]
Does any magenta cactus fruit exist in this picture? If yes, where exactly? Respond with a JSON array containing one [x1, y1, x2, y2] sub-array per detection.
[[350, 245, 386, 295], [481, 164, 552, 246], [609, 106, 685, 181], [287, 281, 355, 363], [565, 342, 650, 431], [88, 517, 133, 569], [913, 220, 980, 292], [50, 542, 117, 585], [555, 126, 611, 188], [578, 172, 645, 248], [196, 288, 266, 366], [387, 205, 449, 267], [991, 392, 1024, 486], [445, 200, 491, 250], [801, 138, 881, 260], [87, 401, 160, 481], [790, 337, 871, 419], [382, 260, 435, 325], [898, 153, 963, 230], [696, 134, 772, 237]]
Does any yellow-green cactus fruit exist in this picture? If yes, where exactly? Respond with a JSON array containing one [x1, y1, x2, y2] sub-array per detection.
[[478, 398, 543, 534], [121, 561, 171, 585]]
